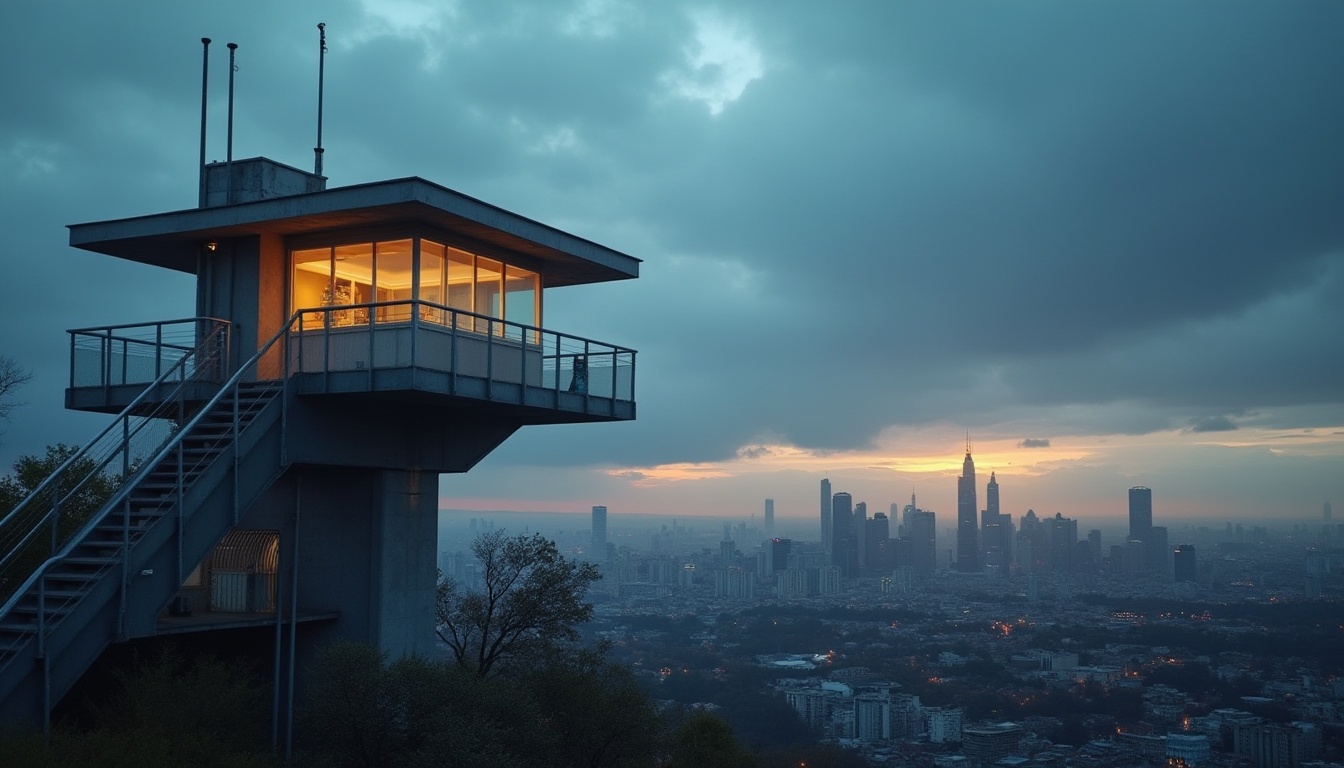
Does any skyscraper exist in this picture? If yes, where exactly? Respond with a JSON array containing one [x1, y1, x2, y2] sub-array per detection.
[[1174, 545, 1197, 582], [831, 491, 858, 578], [764, 498, 775, 539], [981, 471, 1010, 569], [855, 501, 868, 567], [956, 445, 980, 572], [866, 512, 890, 574], [1129, 487, 1153, 542], [821, 478, 833, 558], [910, 509, 937, 574], [591, 505, 608, 562]]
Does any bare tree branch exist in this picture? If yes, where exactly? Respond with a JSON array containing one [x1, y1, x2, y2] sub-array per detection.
[[436, 530, 601, 677], [0, 356, 31, 426]]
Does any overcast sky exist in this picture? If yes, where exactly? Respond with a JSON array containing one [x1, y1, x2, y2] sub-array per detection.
[[2, 1, 1341, 533]]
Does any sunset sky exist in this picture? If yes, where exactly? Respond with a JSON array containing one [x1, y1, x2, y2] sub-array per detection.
[[2, 1, 1341, 530]]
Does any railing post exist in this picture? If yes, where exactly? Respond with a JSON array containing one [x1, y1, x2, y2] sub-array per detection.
[[450, 310, 458, 396], [102, 330, 111, 395], [486, 319, 494, 401], [410, 300, 419, 389], [233, 379, 241, 525], [118, 496, 130, 639], [609, 346, 617, 417], [518, 320, 526, 405], [120, 338, 128, 386], [37, 574, 49, 739], [176, 390, 186, 586], [155, 322, 164, 380]]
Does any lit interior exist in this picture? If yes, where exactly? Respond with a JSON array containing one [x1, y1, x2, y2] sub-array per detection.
[[292, 238, 540, 333]]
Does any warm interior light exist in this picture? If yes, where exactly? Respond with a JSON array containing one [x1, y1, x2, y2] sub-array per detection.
[[205, 241, 218, 252]]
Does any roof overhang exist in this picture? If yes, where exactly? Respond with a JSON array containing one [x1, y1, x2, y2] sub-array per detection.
[[68, 176, 639, 287]]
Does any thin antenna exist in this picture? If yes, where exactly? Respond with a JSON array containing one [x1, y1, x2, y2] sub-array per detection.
[[226, 42, 238, 204], [314, 23, 327, 177], [198, 38, 211, 208]]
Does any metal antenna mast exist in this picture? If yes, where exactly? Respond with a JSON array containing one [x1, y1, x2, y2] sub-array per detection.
[[314, 23, 327, 177]]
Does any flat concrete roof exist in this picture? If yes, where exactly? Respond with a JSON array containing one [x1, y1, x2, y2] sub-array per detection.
[[68, 175, 640, 287]]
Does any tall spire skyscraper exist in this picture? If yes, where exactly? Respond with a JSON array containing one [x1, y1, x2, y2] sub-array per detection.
[[956, 440, 981, 573]]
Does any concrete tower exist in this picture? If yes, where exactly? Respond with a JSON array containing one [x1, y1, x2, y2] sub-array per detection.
[[0, 132, 638, 726], [764, 498, 774, 539], [956, 442, 980, 573]]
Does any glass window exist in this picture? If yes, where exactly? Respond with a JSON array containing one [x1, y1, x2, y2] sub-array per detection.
[[475, 257, 503, 335], [375, 239, 414, 322], [292, 247, 332, 328], [331, 243, 372, 326], [290, 238, 542, 333], [419, 240, 446, 324], [505, 266, 539, 343], [446, 246, 474, 330]]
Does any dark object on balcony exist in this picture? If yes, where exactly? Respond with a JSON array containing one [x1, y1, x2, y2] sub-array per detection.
[[569, 357, 588, 394]]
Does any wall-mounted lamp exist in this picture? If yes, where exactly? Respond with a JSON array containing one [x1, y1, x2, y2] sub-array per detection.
[[205, 241, 218, 252]]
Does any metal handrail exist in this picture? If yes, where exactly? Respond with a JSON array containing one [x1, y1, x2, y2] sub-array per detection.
[[68, 317, 230, 390], [290, 298, 637, 402], [0, 323, 230, 571], [0, 320, 279, 646]]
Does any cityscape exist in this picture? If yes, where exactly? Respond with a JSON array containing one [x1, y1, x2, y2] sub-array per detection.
[[440, 451, 1343, 766], [1, 2, 1342, 766]]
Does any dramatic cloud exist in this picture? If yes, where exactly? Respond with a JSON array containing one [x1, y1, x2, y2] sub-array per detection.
[[2, 1, 1341, 522], [1188, 416, 1239, 434]]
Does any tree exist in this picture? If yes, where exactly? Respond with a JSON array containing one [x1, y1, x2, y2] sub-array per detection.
[[0, 445, 123, 601], [436, 530, 600, 677], [668, 711, 757, 768], [0, 355, 30, 431]]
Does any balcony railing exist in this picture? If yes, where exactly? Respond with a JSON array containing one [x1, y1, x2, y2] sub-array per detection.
[[287, 300, 636, 407], [69, 318, 231, 390], [67, 304, 635, 415]]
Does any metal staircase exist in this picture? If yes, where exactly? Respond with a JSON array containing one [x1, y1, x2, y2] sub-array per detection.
[[0, 321, 292, 729]]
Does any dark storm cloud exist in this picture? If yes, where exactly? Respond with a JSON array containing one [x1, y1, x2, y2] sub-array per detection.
[[1019, 439, 1051, 449], [2, 0, 1342, 484], [1188, 416, 1239, 434]]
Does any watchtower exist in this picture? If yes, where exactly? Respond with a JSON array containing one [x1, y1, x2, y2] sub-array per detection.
[[0, 150, 637, 726]]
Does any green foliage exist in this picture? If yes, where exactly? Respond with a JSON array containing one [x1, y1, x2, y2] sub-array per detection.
[[0, 647, 277, 767], [668, 711, 757, 768], [298, 641, 664, 768], [0, 444, 123, 601], [436, 530, 601, 677]]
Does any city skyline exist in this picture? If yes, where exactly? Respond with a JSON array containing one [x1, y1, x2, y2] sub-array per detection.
[[2, 2, 1341, 524]]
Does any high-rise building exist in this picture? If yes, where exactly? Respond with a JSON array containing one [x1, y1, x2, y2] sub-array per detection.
[[1048, 513, 1078, 572], [855, 501, 868, 567], [956, 445, 980, 572], [1146, 525, 1170, 578], [985, 471, 1000, 517], [1174, 544, 1197, 582], [591, 505, 608, 562], [865, 513, 890, 574], [768, 538, 792, 577], [764, 498, 775, 539], [821, 479, 833, 557], [910, 509, 937, 574], [831, 492, 858, 578], [981, 471, 1011, 570], [1129, 486, 1153, 542]]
